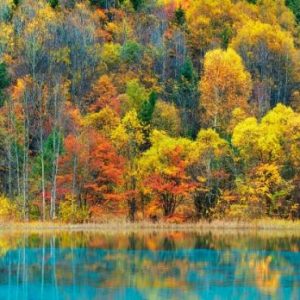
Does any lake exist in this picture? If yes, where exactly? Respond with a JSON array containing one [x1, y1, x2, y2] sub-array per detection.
[[0, 230, 299, 300]]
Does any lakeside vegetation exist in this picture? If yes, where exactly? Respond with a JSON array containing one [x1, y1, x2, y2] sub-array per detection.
[[0, 0, 300, 224], [1, 219, 300, 232]]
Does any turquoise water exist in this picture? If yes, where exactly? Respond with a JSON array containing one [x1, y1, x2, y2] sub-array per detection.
[[0, 231, 299, 300]]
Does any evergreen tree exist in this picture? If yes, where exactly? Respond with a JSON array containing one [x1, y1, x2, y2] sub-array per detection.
[[130, 0, 143, 11], [0, 63, 10, 105], [48, 0, 59, 8], [138, 91, 157, 125], [175, 6, 186, 26], [172, 58, 200, 138], [0, 63, 10, 91], [286, 0, 300, 23], [138, 92, 157, 151]]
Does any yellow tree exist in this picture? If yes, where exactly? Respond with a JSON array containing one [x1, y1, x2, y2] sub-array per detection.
[[199, 48, 252, 132], [185, 0, 236, 58], [139, 130, 194, 218], [231, 20, 297, 115], [188, 129, 230, 218], [82, 107, 120, 138], [232, 104, 300, 218], [151, 100, 182, 137], [111, 110, 145, 221], [232, 104, 298, 167], [235, 163, 293, 218], [256, 0, 296, 32]]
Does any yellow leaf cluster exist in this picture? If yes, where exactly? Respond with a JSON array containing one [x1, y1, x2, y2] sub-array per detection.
[[200, 48, 252, 130]]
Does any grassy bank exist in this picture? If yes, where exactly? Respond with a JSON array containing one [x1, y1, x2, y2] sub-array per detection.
[[1, 218, 300, 232]]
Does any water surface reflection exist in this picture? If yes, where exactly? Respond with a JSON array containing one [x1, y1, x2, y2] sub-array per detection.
[[0, 231, 299, 300]]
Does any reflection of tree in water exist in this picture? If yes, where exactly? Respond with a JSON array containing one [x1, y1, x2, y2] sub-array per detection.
[[163, 237, 176, 251], [194, 232, 213, 249], [128, 233, 137, 250], [0, 231, 299, 299], [1, 231, 299, 252], [221, 250, 295, 296]]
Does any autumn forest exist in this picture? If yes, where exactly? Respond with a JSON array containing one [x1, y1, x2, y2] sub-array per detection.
[[0, 0, 300, 223]]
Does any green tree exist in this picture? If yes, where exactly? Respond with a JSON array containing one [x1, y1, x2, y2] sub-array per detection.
[[130, 0, 143, 11], [174, 6, 186, 26], [286, 0, 300, 23], [138, 91, 157, 125], [0, 63, 10, 105], [171, 58, 199, 138], [48, 0, 59, 9], [123, 79, 148, 113], [121, 40, 143, 64]]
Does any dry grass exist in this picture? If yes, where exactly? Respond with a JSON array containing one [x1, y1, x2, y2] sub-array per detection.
[[0, 218, 300, 233]]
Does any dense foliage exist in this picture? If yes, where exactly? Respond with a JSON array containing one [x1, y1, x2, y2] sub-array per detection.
[[0, 0, 299, 222]]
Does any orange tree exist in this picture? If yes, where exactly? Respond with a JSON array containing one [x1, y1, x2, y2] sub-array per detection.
[[58, 128, 124, 211]]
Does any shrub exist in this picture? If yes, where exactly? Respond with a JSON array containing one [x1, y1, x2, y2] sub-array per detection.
[[59, 195, 89, 223], [0, 196, 17, 221]]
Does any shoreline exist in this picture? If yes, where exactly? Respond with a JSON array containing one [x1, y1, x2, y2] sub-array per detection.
[[1, 219, 300, 232]]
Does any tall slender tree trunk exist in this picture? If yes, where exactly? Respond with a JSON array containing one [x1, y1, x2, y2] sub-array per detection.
[[50, 82, 64, 220], [22, 93, 30, 221], [38, 87, 46, 221], [7, 143, 12, 198]]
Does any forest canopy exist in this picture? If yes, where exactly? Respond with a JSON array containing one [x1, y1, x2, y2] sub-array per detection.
[[0, 0, 299, 223]]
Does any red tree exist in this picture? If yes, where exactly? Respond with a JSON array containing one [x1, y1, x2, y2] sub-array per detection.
[[58, 129, 124, 207]]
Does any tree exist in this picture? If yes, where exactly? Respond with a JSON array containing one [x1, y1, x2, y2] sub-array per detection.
[[188, 129, 230, 218], [0, 0, 14, 22], [122, 79, 149, 113], [174, 6, 186, 26], [111, 110, 145, 221], [0, 63, 9, 90], [138, 91, 157, 150], [87, 75, 120, 113], [82, 107, 120, 137], [0, 22, 13, 59], [185, 0, 236, 61], [138, 91, 157, 125], [59, 129, 124, 208], [235, 163, 293, 218], [231, 20, 297, 114], [231, 104, 300, 218], [101, 43, 121, 69], [0, 63, 10, 105], [199, 48, 252, 132], [286, 0, 300, 23], [232, 104, 297, 166], [151, 100, 182, 137], [256, 0, 296, 31], [171, 58, 200, 138], [121, 40, 143, 65], [89, 0, 118, 9], [139, 130, 194, 217], [48, 0, 59, 9], [0, 0, 299, 223], [130, 0, 143, 11]]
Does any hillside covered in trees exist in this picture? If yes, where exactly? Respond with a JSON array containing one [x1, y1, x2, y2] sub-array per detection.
[[0, 0, 299, 223]]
